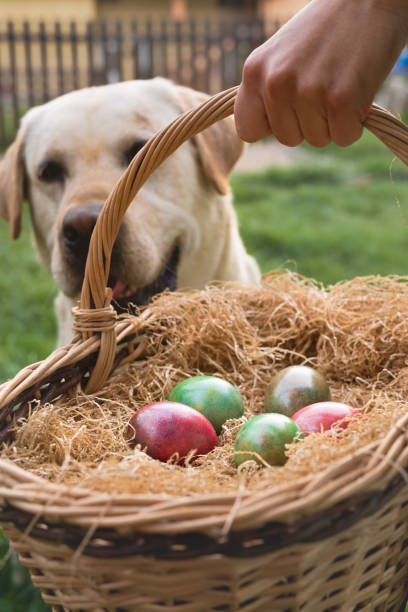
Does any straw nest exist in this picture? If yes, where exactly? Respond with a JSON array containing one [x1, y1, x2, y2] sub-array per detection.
[[2, 271, 408, 498]]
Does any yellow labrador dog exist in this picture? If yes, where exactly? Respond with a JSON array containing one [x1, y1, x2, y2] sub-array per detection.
[[0, 78, 260, 346]]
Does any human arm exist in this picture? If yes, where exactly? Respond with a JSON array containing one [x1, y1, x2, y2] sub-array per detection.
[[234, 0, 408, 147]]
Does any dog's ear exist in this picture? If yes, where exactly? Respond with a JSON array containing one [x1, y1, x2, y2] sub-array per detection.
[[172, 84, 245, 195], [0, 128, 26, 240]]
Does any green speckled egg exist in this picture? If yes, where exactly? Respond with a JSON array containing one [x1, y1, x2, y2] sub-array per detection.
[[234, 413, 303, 466], [168, 376, 244, 434], [264, 365, 330, 418]]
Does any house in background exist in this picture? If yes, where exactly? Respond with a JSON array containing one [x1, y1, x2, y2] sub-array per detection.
[[0, 0, 310, 25], [260, 0, 310, 24]]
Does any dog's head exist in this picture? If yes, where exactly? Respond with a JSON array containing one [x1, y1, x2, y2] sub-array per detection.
[[0, 78, 244, 312]]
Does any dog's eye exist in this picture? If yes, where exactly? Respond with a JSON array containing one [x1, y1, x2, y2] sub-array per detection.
[[124, 141, 147, 166], [38, 160, 65, 183]]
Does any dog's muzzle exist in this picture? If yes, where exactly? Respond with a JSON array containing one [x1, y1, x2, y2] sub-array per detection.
[[108, 245, 180, 314], [60, 204, 179, 313]]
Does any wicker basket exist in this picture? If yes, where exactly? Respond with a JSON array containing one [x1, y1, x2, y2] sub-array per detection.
[[1, 87, 408, 612]]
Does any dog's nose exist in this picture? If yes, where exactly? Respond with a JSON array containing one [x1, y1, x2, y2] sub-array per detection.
[[61, 204, 103, 258]]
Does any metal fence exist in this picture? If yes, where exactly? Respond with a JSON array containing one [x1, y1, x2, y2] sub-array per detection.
[[0, 18, 272, 148]]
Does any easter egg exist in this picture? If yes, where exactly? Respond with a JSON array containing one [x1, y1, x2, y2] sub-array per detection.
[[234, 413, 303, 467], [292, 401, 360, 435], [169, 375, 244, 434], [128, 401, 218, 463], [264, 365, 330, 417]]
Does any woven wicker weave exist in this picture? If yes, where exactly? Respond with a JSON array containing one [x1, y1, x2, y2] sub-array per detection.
[[1, 87, 408, 611]]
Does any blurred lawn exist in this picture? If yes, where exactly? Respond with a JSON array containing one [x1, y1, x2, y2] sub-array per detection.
[[0, 221, 57, 383], [232, 132, 408, 283], [1, 129, 408, 610]]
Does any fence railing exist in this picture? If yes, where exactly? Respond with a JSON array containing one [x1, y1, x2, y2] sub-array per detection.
[[0, 18, 273, 148]]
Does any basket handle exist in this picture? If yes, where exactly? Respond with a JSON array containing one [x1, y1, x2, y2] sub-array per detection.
[[76, 86, 408, 391]]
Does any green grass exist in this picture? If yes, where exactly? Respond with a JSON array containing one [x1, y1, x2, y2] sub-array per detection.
[[232, 131, 408, 285], [0, 222, 57, 382], [1, 129, 408, 610]]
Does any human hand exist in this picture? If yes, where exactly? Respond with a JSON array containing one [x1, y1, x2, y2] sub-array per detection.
[[234, 0, 408, 147]]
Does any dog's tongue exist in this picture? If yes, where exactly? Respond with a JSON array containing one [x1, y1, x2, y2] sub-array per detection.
[[111, 277, 129, 299]]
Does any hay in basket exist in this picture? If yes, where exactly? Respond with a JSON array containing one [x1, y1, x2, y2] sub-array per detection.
[[1, 90, 408, 611]]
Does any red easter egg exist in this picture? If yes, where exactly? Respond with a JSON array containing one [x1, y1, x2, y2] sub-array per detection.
[[128, 401, 218, 463], [292, 401, 360, 435]]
